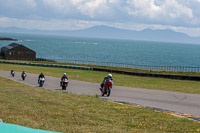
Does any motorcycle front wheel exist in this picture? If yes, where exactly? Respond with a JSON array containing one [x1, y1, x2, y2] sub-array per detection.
[[39, 82, 43, 87], [62, 85, 66, 90]]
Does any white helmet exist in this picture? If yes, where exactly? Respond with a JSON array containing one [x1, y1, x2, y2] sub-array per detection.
[[64, 73, 66, 76], [107, 74, 112, 78]]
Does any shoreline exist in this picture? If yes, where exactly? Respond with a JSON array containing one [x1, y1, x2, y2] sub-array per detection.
[[0, 36, 18, 41]]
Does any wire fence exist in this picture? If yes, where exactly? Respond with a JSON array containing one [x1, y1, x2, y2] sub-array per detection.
[[2, 58, 200, 72], [52, 59, 200, 72]]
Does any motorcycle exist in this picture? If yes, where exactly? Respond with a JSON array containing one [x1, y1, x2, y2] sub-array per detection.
[[101, 79, 113, 97], [61, 78, 68, 90], [21, 73, 26, 80], [11, 70, 15, 77], [39, 77, 45, 87]]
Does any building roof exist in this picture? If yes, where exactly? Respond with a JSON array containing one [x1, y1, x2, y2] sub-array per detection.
[[1, 43, 21, 52]]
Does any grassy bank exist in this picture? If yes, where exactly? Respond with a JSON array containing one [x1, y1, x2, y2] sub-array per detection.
[[0, 76, 200, 132], [1, 63, 200, 94]]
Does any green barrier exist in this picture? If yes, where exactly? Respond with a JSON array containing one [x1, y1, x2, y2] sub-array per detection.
[[44, 64, 49, 67], [8, 62, 12, 64], [31, 63, 37, 66], [0, 61, 92, 71], [23, 63, 27, 65], [57, 65, 61, 68]]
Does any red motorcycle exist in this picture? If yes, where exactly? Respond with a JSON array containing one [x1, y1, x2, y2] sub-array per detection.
[[101, 80, 113, 97]]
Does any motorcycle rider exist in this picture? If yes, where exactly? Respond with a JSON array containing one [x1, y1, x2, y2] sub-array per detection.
[[100, 73, 113, 92], [38, 72, 45, 83], [21, 71, 26, 75], [60, 73, 68, 86], [11, 70, 15, 77], [21, 71, 27, 79], [11, 70, 14, 74]]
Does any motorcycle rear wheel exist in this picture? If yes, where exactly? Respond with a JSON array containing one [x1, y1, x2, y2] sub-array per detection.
[[106, 87, 110, 97]]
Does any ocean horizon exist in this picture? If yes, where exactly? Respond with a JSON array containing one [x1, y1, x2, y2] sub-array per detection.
[[1, 32, 200, 67]]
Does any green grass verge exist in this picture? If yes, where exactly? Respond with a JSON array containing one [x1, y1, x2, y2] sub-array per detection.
[[1, 63, 200, 94], [0, 76, 200, 133]]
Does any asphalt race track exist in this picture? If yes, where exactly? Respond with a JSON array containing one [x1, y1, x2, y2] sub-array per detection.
[[1, 70, 200, 118]]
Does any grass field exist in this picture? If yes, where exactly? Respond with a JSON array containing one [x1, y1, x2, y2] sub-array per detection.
[[1, 63, 200, 94], [1, 76, 200, 133]]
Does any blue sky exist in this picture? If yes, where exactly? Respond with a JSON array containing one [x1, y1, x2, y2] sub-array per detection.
[[0, 0, 200, 37]]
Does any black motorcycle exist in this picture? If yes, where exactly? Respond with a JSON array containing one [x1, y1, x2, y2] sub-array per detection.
[[38, 77, 45, 87], [21, 73, 27, 80], [61, 78, 68, 90]]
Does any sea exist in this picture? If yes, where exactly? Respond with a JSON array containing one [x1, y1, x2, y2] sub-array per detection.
[[0, 32, 200, 67]]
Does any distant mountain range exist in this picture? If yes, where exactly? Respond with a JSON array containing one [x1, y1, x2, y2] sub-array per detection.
[[0, 25, 200, 44]]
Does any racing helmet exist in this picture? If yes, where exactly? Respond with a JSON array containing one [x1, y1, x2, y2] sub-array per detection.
[[107, 73, 112, 78], [64, 73, 66, 76]]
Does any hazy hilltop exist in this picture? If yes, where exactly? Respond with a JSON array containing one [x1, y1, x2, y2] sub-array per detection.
[[0, 25, 200, 44]]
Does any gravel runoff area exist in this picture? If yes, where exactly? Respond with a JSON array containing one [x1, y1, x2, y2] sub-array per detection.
[[1, 70, 200, 121]]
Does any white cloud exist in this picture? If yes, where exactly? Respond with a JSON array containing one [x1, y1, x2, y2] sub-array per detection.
[[40, 0, 121, 18], [0, 17, 9, 22], [163, 0, 193, 19], [77, 0, 111, 18], [0, 0, 200, 36], [42, 0, 72, 14], [0, 17, 102, 30], [25, 0, 37, 8], [127, 0, 162, 18], [126, 0, 193, 22], [71, 0, 83, 5]]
